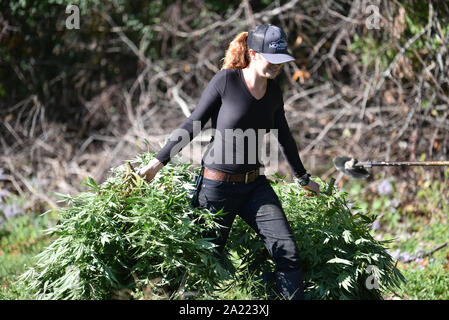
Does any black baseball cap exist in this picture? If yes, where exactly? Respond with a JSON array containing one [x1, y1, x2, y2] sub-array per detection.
[[247, 24, 295, 64]]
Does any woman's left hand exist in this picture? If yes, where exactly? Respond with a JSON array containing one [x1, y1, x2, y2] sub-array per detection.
[[301, 180, 320, 196]]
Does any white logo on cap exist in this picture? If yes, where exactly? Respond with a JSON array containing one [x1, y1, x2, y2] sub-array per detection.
[[268, 39, 287, 51]]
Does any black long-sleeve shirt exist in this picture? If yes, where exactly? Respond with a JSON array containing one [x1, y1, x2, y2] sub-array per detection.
[[155, 68, 307, 179]]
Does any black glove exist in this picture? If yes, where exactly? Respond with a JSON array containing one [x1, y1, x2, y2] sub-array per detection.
[[298, 173, 311, 186]]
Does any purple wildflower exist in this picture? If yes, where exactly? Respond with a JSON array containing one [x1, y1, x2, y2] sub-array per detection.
[[377, 179, 393, 196], [372, 218, 381, 230], [0, 200, 24, 219]]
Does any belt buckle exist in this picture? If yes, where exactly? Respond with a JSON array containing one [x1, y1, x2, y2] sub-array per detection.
[[245, 170, 256, 184]]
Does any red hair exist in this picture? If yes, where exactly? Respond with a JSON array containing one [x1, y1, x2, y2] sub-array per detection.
[[221, 32, 250, 70]]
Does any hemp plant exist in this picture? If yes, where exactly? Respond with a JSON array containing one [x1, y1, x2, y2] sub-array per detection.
[[19, 153, 404, 300], [19, 154, 228, 299], [227, 175, 406, 300]]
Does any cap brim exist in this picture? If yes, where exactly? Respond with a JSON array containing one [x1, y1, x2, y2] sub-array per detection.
[[260, 53, 295, 64]]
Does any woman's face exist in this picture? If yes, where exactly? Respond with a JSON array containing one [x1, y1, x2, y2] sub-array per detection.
[[250, 50, 283, 79]]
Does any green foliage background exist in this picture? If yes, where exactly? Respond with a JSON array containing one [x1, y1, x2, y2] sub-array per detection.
[[3, 0, 447, 124]]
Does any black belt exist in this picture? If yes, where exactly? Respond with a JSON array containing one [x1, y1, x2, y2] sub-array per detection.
[[203, 167, 260, 184]]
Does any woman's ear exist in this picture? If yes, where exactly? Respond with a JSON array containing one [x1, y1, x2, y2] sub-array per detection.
[[248, 49, 258, 61]]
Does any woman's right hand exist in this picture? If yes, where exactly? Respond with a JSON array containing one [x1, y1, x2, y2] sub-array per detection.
[[138, 158, 164, 182]]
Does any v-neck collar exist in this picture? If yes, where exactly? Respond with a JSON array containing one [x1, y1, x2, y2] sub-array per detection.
[[238, 68, 269, 101]]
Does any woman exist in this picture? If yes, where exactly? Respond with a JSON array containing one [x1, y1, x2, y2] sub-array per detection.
[[139, 24, 320, 300]]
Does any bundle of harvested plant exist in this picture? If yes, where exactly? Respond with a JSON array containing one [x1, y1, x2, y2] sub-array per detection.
[[19, 153, 404, 300], [228, 176, 405, 299], [19, 154, 229, 299]]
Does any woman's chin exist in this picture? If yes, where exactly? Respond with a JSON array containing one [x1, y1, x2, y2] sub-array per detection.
[[265, 70, 279, 79]]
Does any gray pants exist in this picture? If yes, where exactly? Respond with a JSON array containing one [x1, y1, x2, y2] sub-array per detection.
[[198, 174, 304, 300]]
